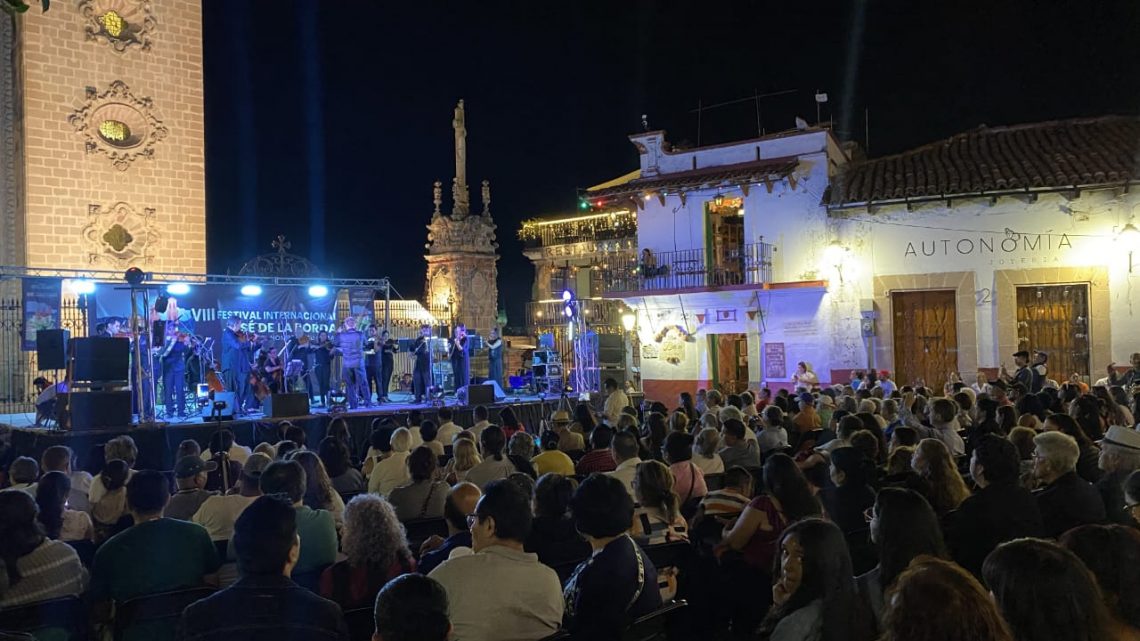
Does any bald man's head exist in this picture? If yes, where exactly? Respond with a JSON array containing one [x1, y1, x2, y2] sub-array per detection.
[[444, 482, 482, 532]]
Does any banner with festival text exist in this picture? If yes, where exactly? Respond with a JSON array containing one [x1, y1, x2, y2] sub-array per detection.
[[22, 277, 62, 351]]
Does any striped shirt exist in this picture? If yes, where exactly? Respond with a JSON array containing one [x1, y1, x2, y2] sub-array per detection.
[[0, 539, 88, 607], [700, 489, 751, 517]]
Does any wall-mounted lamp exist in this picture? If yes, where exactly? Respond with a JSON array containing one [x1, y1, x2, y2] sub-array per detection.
[[1118, 222, 1140, 273], [822, 240, 851, 283], [713, 193, 725, 207], [621, 312, 636, 332]]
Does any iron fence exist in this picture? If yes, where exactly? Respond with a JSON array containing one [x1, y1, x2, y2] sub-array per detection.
[[0, 293, 89, 417], [605, 241, 774, 293]]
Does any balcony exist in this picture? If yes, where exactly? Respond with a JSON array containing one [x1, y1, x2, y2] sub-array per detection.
[[604, 242, 774, 294], [519, 210, 637, 250], [527, 298, 626, 329]]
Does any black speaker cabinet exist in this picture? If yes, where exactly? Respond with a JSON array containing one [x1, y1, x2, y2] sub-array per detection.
[[264, 393, 309, 418], [72, 337, 130, 382], [65, 390, 132, 431], [463, 383, 494, 406], [36, 329, 70, 370]]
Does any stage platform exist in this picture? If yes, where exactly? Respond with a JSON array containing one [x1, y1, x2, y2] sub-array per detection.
[[3, 392, 575, 473]]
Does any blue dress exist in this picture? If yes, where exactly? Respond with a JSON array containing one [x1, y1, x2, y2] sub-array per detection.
[[487, 337, 503, 386]]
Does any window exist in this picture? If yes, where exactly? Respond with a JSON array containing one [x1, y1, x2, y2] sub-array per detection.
[[99, 10, 125, 38]]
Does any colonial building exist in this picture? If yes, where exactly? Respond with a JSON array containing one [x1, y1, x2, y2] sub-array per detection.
[[1, 1, 206, 273], [585, 115, 1140, 400]]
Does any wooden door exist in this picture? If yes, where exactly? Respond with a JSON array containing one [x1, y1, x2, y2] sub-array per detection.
[[712, 333, 749, 394], [1016, 284, 1090, 380], [892, 290, 958, 390]]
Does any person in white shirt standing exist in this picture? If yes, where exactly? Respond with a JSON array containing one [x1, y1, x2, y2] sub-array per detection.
[[429, 480, 563, 641], [603, 377, 630, 425]]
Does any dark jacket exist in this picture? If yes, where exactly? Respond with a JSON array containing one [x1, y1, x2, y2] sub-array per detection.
[[417, 531, 471, 576], [563, 536, 662, 641], [947, 481, 1044, 577], [1097, 469, 1140, 528], [176, 574, 348, 641], [1034, 471, 1107, 539], [525, 516, 591, 569]]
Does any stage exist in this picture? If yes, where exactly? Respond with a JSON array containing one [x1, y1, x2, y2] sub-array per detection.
[[3, 392, 575, 473]]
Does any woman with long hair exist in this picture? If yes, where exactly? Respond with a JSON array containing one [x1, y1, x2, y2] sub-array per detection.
[[34, 471, 93, 542], [1060, 524, 1140, 640], [757, 519, 874, 641], [443, 437, 482, 484], [0, 490, 87, 607], [290, 450, 345, 527], [630, 460, 688, 545], [498, 406, 524, 441], [880, 556, 1013, 641], [1069, 394, 1107, 441], [318, 436, 365, 495], [911, 439, 970, 516], [679, 391, 700, 422], [983, 538, 1113, 641], [824, 447, 877, 537], [572, 403, 597, 435], [387, 447, 448, 521], [641, 412, 668, 463], [318, 494, 414, 609], [857, 488, 947, 627]]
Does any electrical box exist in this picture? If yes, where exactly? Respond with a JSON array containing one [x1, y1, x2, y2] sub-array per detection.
[[860, 318, 876, 337]]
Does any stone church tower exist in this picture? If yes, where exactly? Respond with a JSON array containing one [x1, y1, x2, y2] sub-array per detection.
[[424, 100, 499, 349], [0, 1, 205, 273]]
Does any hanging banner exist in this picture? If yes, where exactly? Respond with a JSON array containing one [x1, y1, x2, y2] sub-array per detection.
[[349, 288, 375, 328], [22, 278, 62, 351]]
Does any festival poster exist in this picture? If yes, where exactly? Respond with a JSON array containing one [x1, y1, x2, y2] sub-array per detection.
[[763, 342, 786, 379], [349, 288, 375, 328], [22, 278, 62, 351]]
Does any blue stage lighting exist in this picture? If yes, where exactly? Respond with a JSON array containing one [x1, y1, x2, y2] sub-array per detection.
[[240, 284, 262, 296], [562, 289, 573, 301], [166, 283, 190, 295], [308, 285, 329, 297], [68, 280, 96, 295]]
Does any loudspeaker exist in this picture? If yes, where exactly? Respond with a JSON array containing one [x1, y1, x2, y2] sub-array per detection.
[[264, 393, 310, 418], [600, 368, 626, 387], [598, 333, 624, 365], [201, 392, 236, 420], [71, 337, 130, 381], [65, 391, 132, 431], [458, 383, 495, 406], [36, 329, 70, 370]]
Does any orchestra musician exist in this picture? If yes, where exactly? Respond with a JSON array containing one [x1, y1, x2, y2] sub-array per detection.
[[412, 324, 432, 404], [32, 376, 65, 426], [260, 346, 284, 394], [221, 318, 250, 415], [379, 329, 397, 403], [312, 330, 333, 405], [161, 332, 190, 418], [487, 326, 504, 387], [449, 323, 470, 391], [364, 326, 380, 403], [333, 316, 367, 409]]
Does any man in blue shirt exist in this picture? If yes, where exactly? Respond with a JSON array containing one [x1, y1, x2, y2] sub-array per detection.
[[418, 482, 481, 575]]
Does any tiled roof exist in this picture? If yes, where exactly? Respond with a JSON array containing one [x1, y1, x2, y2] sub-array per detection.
[[586, 157, 798, 200], [829, 115, 1140, 208]]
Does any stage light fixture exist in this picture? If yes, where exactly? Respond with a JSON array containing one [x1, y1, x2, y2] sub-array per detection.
[[166, 283, 190, 295], [68, 280, 96, 295], [308, 285, 329, 297], [240, 284, 263, 296], [123, 267, 146, 286], [562, 290, 572, 301], [154, 294, 169, 314]]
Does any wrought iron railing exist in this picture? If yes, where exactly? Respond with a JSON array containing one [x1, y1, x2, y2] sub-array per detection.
[[604, 241, 774, 293], [0, 294, 90, 417]]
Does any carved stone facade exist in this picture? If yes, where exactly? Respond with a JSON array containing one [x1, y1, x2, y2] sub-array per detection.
[[15, 0, 205, 272]]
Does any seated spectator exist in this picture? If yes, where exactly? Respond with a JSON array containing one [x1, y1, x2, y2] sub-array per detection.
[[167, 456, 218, 521], [564, 474, 662, 640], [947, 435, 1043, 578], [361, 420, 395, 478], [757, 519, 874, 641], [419, 420, 445, 458], [372, 574, 451, 641], [1127, 470, 1140, 525], [34, 471, 93, 542], [1043, 413, 1103, 484], [1096, 425, 1140, 527], [90, 459, 131, 542], [204, 430, 244, 493], [471, 405, 493, 437], [177, 495, 349, 641], [887, 426, 919, 452], [92, 471, 219, 641], [443, 438, 481, 484], [550, 410, 585, 452], [388, 447, 448, 521], [507, 432, 539, 479], [435, 407, 461, 444], [464, 426, 519, 489], [607, 430, 643, 497], [177, 439, 202, 461], [1031, 431, 1107, 538], [928, 397, 966, 456], [259, 460, 336, 576], [275, 441, 299, 461], [192, 453, 270, 543], [319, 494, 414, 609], [318, 436, 365, 496], [5, 457, 37, 493], [719, 418, 761, 470], [664, 431, 707, 515], [857, 488, 947, 627], [696, 465, 754, 520], [983, 538, 1113, 641], [418, 482, 481, 575], [0, 490, 87, 607], [1008, 426, 1037, 480], [669, 410, 690, 435], [1061, 524, 1140, 640], [640, 412, 668, 462], [879, 556, 1013, 641], [201, 430, 253, 465], [630, 461, 689, 545], [429, 480, 563, 641], [498, 407, 525, 442], [89, 435, 137, 506], [282, 423, 309, 452], [525, 473, 590, 568], [758, 406, 790, 454], [911, 438, 971, 517], [291, 451, 346, 527], [532, 431, 576, 477], [39, 445, 92, 512], [824, 447, 877, 537], [368, 427, 412, 496], [692, 426, 725, 475], [575, 426, 617, 475]]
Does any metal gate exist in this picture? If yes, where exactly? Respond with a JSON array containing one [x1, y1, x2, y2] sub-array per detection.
[[0, 293, 90, 416]]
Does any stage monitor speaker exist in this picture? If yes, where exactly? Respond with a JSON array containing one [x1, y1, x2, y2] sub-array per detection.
[[264, 393, 310, 418], [66, 390, 132, 431], [201, 391, 236, 420], [599, 368, 626, 387], [71, 337, 130, 381], [36, 329, 70, 370], [458, 383, 495, 406]]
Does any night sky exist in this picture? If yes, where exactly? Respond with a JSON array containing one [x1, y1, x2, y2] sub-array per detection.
[[202, 1, 1140, 326]]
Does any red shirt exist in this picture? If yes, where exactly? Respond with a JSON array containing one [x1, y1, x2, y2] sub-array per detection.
[[576, 450, 617, 475]]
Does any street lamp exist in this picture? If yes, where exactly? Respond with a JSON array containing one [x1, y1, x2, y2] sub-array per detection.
[[1118, 222, 1140, 273], [621, 312, 636, 332]]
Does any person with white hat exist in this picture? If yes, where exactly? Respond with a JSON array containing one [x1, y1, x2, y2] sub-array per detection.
[[1097, 425, 1140, 527]]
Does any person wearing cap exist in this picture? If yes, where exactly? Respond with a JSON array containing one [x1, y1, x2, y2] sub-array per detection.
[[1097, 425, 1140, 527], [549, 409, 584, 452], [877, 370, 896, 397], [1001, 351, 1038, 394], [166, 456, 219, 521], [816, 393, 836, 429], [192, 453, 272, 542], [1032, 352, 1049, 390]]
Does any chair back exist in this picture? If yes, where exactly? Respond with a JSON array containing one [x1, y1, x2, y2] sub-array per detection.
[[703, 473, 725, 491], [403, 517, 449, 553], [0, 596, 87, 641], [622, 600, 688, 641], [641, 541, 691, 572], [537, 631, 571, 641], [342, 607, 375, 641], [65, 539, 97, 568], [113, 587, 216, 641]]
